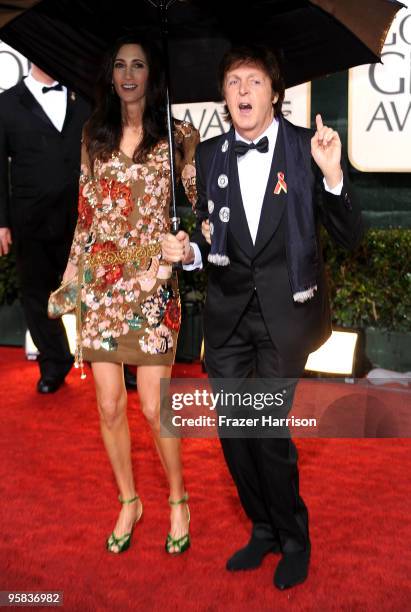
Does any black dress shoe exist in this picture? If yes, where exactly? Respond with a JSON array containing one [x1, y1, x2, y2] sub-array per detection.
[[273, 550, 310, 590], [226, 535, 281, 571], [124, 365, 137, 390], [37, 377, 65, 394]]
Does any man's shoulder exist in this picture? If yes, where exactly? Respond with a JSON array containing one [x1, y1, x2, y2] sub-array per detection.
[[197, 131, 229, 157], [282, 115, 314, 141], [70, 93, 92, 120], [0, 81, 24, 109], [72, 93, 91, 110]]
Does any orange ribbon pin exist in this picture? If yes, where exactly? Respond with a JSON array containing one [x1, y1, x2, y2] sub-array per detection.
[[274, 171, 287, 195]]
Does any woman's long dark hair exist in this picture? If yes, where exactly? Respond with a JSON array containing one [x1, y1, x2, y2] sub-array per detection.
[[85, 35, 168, 168]]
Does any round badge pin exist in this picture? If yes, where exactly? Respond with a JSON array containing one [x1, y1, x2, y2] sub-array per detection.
[[221, 140, 229, 153], [218, 174, 228, 188], [219, 207, 230, 222], [208, 200, 214, 214]]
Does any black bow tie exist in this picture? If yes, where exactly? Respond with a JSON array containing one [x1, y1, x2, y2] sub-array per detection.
[[42, 83, 63, 94], [234, 136, 269, 157]]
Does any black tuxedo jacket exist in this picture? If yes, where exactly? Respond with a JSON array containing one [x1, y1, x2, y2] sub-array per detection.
[[192, 116, 364, 360], [0, 80, 90, 241]]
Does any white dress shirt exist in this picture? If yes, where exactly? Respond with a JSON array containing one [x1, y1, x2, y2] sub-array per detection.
[[23, 71, 67, 132], [185, 118, 343, 270], [237, 118, 279, 244]]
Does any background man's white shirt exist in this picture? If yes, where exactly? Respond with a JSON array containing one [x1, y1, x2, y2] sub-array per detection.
[[24, 71, 67, 132]]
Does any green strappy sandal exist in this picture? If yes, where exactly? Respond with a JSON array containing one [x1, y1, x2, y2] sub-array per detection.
[[165, 492, 191, 555], [106, 493, 143, 554]]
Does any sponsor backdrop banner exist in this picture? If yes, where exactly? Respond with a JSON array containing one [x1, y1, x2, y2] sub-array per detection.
[[0, 41, 29, 90], [0, 40, 310, 137], [348, 6, 411, 172], [173, 83, 311, 139]]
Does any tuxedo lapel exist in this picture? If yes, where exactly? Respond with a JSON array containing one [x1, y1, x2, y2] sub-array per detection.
[[62, 90, 75, 133], [18, 82, 60, 133], [228, 144, 254, 258]]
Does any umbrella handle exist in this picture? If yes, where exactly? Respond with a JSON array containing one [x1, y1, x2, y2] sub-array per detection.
[[170, 216, 182, 270], [170, 216, 180, 235]]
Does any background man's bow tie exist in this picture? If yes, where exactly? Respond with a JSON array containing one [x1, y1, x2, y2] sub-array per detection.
[[42, 83, 63, 94], [234, 136, 269, 157]]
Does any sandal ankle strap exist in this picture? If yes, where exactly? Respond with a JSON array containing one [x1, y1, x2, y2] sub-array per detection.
[[168, 492, 189, 506], [118, 493, 139, 505]]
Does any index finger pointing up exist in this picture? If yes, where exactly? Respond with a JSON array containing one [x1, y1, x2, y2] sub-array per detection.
[[315, 113, 324, 132]]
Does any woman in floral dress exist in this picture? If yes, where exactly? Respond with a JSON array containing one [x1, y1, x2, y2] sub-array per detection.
[[63, 35, 198, 554]]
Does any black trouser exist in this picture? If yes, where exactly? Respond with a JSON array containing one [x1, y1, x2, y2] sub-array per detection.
[[204, 291, 310, 554], [16, 235, 73, 380]]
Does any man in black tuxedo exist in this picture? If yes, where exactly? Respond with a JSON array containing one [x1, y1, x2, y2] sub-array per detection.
[[162, 45, 363, 589], [0, 64, 90, 393]]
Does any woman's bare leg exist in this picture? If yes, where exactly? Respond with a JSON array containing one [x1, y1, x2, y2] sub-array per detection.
[[92, 361, 142, 552], [137, 365, 189, 552]]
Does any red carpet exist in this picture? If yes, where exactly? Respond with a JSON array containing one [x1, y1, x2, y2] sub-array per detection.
[[0, 347, 410, 611]]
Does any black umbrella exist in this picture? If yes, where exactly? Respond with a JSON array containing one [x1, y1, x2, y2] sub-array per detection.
[[0, 0, 405, 225]]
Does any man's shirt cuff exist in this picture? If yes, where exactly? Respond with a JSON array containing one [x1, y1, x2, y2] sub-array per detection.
[[323, 174, 343, 195], [182, 242, 203, 270]]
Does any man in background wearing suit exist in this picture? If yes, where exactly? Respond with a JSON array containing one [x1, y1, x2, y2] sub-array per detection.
[[0, 64, 90, 393], [162, 45, 363, 589]]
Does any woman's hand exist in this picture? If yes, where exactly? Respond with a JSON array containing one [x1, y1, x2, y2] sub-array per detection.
[[62, 261, 78, 284], [201, 220, 211, 245], [161, 231, 194, 264]]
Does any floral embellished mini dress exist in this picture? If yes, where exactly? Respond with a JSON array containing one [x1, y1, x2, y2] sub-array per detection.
[[68, 121, 198, 367]]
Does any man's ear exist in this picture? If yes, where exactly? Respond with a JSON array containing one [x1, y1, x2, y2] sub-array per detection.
[[272, 92, 279, 104]]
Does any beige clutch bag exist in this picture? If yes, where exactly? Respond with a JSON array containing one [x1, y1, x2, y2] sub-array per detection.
[[47, 277, 78, 319]]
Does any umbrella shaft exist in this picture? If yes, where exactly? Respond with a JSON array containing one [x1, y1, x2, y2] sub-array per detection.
[[158, 0, 179, 232], [165, 85, 178, 231]]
